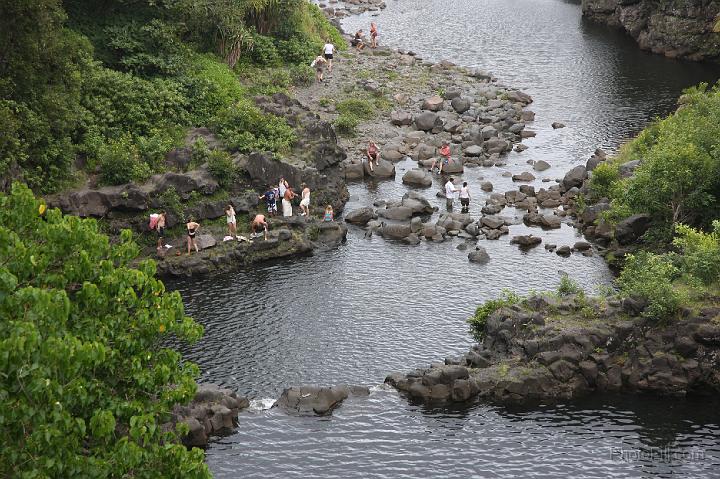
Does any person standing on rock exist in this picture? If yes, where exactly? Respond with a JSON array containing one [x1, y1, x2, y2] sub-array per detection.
[[278, 177, 288, 212], [300, 183, 311, 217], [186, 218, 200, 255], [225, 204, 237, 238], [259, 186, 277, 217], [445, 177, 460, 211], [311, 55, 328, 82], [366, 141, 380, 172], [156, 211, 166, 255], [323, 41, 335, 72], [370, 23, 379, 48], [459, 182, 471, 213], [283, 186, 297, 217], [251, 214, 268, 240]]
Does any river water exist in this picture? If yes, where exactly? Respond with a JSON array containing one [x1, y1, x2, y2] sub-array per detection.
[[168, 0, 720, 476]]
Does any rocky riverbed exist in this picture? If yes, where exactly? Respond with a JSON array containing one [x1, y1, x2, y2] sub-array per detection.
[[386, 292, 720, 404]]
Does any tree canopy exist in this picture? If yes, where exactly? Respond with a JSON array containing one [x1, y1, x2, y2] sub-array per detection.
[[0, 182, 208, 478]]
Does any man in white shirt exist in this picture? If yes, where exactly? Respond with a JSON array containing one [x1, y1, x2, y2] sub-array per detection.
[[323, 42, 335, 72], [444, 177, 460, 211]]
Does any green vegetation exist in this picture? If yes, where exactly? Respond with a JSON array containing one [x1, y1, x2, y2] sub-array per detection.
[[0, 0, 343, 193], [599, 83, 720, 234], [468, 290, 520, 340], [0, 183, 206, 477], [557, 274, 584, 297]]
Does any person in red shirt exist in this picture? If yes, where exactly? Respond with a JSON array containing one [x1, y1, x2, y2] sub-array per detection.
[[430, 142, 452, 173]]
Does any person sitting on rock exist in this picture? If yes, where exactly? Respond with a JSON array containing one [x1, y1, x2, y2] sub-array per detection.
[[324, 204, 334, 222], [366, 141, 380, 172], [186, 218, 200, 255], [259, 185, 277, 217], [251, 214, 268, 240], [430, 142, 452, 174], [351, 29, 366, 51]]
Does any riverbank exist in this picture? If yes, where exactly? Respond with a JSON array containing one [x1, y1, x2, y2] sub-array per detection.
[[582, 0, 720, 62]]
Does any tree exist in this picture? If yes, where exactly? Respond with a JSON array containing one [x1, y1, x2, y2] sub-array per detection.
[[0, 183, 210, 478]]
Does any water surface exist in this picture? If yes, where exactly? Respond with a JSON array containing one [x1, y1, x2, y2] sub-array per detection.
[[170, 0, 720, 476]]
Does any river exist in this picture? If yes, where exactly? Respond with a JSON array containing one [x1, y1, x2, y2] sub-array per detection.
[[168, 0, 720, 476]]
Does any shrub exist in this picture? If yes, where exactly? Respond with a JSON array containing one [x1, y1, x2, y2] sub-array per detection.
[[605, 82, 720, 232], [206, 150, 236, 189], [99, 137, 151, 186], [336, 98, 374, 120], [557, 274, 583, 297], [289, 63, 315, 87], [246, 33, 281, 66], [156, 186, 184, 221], [211, 101, 295, 153], [588, 161, 621, 201], [333, 114, 360, 136], [0, 183, 207, 477], [617, 251, 685, 321], [673, 221, 720, 284], [275, 37, 319, 65], [468, 290, 521, 340], [190, 138, 211, 167]]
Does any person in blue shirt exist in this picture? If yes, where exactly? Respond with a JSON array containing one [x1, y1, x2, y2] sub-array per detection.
[[259, 185, 277, 217]]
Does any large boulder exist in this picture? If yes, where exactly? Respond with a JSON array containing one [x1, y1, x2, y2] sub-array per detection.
[[562, 165, 587, 190], [364, 159, 396, 178], [345, 207, 377, 225], [506, 90, 533, 104], [195, 234, 217, 250], [468, 247, 491, 264], [273, 385, 365, 416], [402, 192, 434, 215], [402, 168, 433, 187], [378, 206, 413, 221], [464, 145, 484, 157], [390, 110, 413, 126], [534, 160, 551, 171], [415, 143, 437, 161], [442, 158, 464, 174], [615, 214, 652, 245], [512, 171, 536, 182], [451, 96, 472, 114], [414, 112, 443, 132], [378, 223, 413, 240], [344, 161, 365, 180], [422, 95, 444, 111], [511, 235, 542, 247]]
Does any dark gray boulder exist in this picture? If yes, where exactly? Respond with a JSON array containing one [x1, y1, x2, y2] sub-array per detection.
[[273, 385, 366, 416], [345, 207, 376, 225], [615, 214, 652, 245], [468, 247, 491, 264], [562, 165, 587, 190]]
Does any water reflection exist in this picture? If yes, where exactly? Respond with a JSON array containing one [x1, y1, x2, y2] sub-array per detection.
[[173, 0, 720, 476]]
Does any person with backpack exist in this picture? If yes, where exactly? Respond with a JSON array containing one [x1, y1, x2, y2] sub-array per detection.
[[311, 55, 328, 82]]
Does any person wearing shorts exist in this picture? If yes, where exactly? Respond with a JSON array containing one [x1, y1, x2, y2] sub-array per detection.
[[156, 211, 166, 253], [459, 182, 471, 213], [366, 141, 380, 172], [311, 55, 327, 82], [259, 186, 277, 217], [251, 214, 268, 240], [186, 218, 200, 254], [370, 23, 379, 48], [299, 183, 311, 217], [323, 42, 335, 72]]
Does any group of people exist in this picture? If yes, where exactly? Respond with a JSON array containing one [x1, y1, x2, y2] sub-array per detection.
[[351, 22, 379, 50], [311, 22, 380, 82], [444, 177, 471, 213]]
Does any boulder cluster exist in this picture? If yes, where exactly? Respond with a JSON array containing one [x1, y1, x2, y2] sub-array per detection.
[[387, 294, 720, 404]]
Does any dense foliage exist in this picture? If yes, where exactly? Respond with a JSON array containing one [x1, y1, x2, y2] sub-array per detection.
[[1, 0, 343, 192], [468, 290, 520, 340], [0, 183, 207, 477], [599, 83, 720, 235]]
